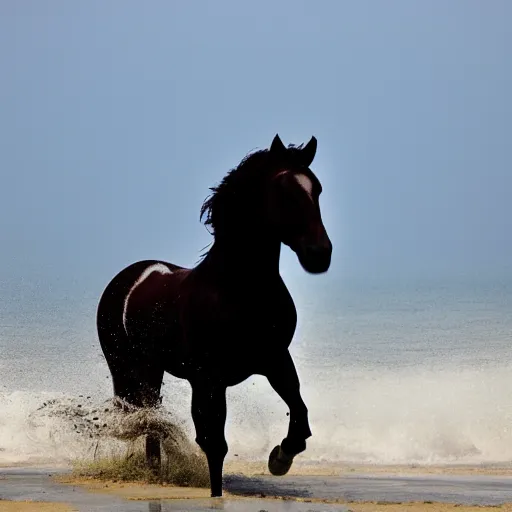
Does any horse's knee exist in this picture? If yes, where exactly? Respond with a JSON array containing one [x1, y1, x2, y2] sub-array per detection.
[[289, 400, 309, 421], [195, 435, 228, 459]]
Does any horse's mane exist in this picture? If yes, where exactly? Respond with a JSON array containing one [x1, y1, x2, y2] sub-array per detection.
[[200, 143, 305, 238], [200, 149, 267, 236]]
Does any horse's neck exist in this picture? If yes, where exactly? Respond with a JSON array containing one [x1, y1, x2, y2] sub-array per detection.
[[201, 236, 282, 285]]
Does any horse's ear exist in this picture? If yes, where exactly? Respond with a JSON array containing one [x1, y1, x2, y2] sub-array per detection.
[[270, 134, 287, 156], [301, 136, 317, 167]]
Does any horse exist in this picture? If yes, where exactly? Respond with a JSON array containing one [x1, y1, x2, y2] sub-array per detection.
[[96, 134, 332, 497]]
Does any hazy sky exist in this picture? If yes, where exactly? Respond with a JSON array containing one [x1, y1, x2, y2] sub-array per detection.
[[1, 1, 511, 299]]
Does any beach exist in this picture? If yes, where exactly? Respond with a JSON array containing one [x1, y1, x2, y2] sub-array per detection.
[[3, 1, 512, 509], [3, 281, 512, 510], [3, 464, 512, 511]]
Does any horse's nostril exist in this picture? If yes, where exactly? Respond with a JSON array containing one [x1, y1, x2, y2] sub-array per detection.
[[299, 243, 332, 274], [305, 245, 330, 257]]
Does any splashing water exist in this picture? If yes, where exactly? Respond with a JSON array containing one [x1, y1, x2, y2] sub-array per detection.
[[2, 279, 512, 470]]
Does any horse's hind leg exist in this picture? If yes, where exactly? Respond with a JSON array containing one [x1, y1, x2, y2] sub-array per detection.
[[98, 321, 164, 471], [110, 359, 164, 470], [263, 350, 312, 476]]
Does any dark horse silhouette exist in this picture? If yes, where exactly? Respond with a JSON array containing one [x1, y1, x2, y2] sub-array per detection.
[[97, 134, 332, 497]]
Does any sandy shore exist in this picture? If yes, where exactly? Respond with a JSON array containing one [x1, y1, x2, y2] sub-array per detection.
[[57, 476, 212, 500], [5, 459, 512, 476], [0, 501, 75, 512], [0, 498, 512, 512]]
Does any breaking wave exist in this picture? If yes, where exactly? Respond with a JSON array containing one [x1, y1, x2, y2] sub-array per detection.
[[2, 362, 512, 468]]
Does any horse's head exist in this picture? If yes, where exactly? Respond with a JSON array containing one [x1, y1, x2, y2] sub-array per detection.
[[265, 134, 332, 274], [200, 134, 332, 274]]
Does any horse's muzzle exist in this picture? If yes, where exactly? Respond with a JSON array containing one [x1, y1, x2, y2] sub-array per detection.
[[296, 241, 332, 274]]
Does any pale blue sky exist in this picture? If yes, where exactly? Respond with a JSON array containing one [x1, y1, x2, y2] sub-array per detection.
[[1, 1, 511, 299]]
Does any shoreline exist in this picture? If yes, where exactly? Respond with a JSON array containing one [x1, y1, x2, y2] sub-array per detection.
[[223, 460, 512, 477], [6, 459, 512, 476], [5, 459, 512, 477]]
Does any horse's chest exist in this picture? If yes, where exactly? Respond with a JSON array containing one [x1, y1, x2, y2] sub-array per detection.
[[172, 281, 297, 370], [227, 295, 297, 345]]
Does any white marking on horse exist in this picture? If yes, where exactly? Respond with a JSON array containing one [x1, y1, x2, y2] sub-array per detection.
[[123, 263, 173, 334], [294, 173, 314, 200]]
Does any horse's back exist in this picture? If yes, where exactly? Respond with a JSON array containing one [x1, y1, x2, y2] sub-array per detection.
[[97, 258, 297, 383], [98, 259, 184, 312]]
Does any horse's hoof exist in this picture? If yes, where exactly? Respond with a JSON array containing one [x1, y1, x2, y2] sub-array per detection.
[[268, 445, 293, 476]]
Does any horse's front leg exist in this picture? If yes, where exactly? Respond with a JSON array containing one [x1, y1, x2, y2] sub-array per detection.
[[190, 378, 228, 497], [263, 350, 312, 476]]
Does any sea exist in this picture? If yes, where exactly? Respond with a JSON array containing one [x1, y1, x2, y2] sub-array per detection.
[[1, 274, 512, 469]]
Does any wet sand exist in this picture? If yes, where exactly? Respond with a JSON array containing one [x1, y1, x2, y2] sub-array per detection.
[[3, 466, 512, 511], [57, 476, 212, 500], [224, 460, 512, 477]]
